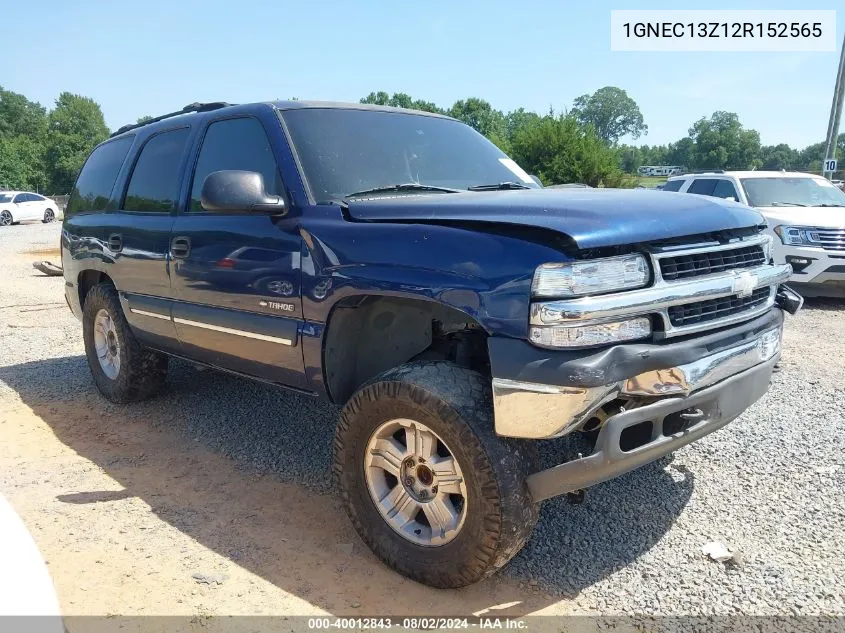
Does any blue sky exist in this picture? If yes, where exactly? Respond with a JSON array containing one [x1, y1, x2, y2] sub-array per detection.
[[2, 1, 843, 149]]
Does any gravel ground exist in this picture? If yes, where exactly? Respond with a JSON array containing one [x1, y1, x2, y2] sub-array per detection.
[[2, 221, 844, 617]]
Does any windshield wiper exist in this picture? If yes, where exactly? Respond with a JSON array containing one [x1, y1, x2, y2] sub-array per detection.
[[467, 182, 531, 191], [816, 203, 845, 207], [769, 201, 809, 207], [344, 183, 461, 199]]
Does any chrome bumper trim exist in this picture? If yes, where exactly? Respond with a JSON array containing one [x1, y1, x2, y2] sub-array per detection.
[[492, 325, 782, 439]]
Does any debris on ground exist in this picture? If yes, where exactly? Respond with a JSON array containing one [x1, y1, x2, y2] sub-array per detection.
[[702, 541, 737, 564], [32, 261, 63, 277], [191, 572, 228, 586]]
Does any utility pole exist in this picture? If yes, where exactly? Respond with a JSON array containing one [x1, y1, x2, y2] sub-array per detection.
[[822, 33, 845, 179]]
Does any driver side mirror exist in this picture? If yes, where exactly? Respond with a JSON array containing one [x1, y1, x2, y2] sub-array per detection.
[[200, 170, 286, 215]]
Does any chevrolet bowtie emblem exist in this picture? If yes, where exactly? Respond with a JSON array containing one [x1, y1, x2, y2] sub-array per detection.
[[731, 271, 757, 298]]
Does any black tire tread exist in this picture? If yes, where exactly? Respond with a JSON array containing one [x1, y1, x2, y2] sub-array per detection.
[[82, 283, 167, 403]]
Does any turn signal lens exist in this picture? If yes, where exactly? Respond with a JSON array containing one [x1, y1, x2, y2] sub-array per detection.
[[529, 317, 652, 349]]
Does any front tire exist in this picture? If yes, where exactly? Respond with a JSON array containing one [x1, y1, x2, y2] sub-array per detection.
[[82, 283, 168, 403], [334, 361, 538, 588], [42, 208, 55, 223]]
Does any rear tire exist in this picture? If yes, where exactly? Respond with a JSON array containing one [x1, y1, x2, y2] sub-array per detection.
[[334, 361, 538, 588], [0, 210, 12, 227], [82, 283, 168, 403]]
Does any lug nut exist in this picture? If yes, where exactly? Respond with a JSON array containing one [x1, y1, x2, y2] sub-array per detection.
[[403, 458, 415, 468], [404, 477, 415, 486], [418, 489, 427, 499], [431, 486, 438, 494]]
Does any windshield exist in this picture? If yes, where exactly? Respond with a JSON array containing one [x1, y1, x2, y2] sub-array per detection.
[[281, 108, 539, 202], [740, 177, 845, 208], [0, 194, 13, 203]]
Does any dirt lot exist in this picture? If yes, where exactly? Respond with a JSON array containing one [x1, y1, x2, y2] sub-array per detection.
[[1, 221, 844, 626]]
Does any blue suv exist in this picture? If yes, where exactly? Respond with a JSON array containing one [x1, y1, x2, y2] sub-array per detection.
[[61, 101, 801, 588]]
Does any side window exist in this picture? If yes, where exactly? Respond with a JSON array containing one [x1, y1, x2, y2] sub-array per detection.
[[712, 179, 739, 200], [189, 117, 282, 211], [13, 193, 27, 203], [687, 179, 718, 196], [124, 128, 191, 212], [66, 136, 134, 216], [662, 180, 685, 192]]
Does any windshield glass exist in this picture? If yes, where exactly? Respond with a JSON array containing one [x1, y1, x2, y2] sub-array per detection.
[[741, 177, 845, 208], [0, 194, 13, 203], [282, 108, 539, 202]]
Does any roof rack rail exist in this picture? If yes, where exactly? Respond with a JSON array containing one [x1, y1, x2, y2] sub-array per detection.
[[110, 102, 233, 137], [682, 169, 726, 175]]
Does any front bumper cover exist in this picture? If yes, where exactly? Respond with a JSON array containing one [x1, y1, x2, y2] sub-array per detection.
[[489, 295, 801, 502], [526, 355, 777, 502]]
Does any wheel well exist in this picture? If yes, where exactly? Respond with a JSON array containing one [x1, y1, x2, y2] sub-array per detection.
[[324, 296, 489, 404], [78, 270, 114, 308]]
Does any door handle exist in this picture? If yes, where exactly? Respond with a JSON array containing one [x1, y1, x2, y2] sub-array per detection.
[[171, 236, 191, 259], [108, 233, 123, 252]]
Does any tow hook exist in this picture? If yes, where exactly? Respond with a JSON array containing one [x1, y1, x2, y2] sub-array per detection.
[[664, 407, 705, 435], [566, 489, 585, 505], [776, 285, 804, 315]]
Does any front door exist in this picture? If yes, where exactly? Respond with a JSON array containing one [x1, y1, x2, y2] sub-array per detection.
[[169, 115, 306, 388]]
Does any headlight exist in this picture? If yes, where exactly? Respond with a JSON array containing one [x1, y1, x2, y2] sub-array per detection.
[[531, 253, 649, 298], [529, 317, 652, 349], [774, 225, 814, 247]]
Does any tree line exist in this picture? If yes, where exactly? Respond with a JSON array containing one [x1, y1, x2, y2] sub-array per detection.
[[0, 87, 110, 194], [1, 84, 842, 194]]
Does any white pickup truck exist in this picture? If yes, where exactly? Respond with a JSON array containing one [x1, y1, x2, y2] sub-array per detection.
[[665, 171, 845, 297]]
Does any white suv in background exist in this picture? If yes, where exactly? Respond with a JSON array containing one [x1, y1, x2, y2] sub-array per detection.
[[664, 171, 845, 298], [0, 191, 60, 227]]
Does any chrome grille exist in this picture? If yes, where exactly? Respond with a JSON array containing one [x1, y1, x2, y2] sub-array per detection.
[[660, 244, 766, 280], [668, 287, 771, 327], [807, 228, 845, 251]]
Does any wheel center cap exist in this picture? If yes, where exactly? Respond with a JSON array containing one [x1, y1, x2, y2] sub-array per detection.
[[401, 458, 436, 501], [416, 464, 434, 486]]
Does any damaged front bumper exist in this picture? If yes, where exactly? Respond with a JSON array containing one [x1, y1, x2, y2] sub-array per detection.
[[489, 288, 802, 502]]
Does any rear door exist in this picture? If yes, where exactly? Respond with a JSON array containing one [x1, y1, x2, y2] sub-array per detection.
[[169, 114, 306, 388], [110, 126, 193, 351], [13, 193, 35, 221]]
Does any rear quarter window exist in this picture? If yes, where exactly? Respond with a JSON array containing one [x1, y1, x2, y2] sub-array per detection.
[[123, 128, 191, 212], [66, 136, 134, 217], [687, 179, 718, 196], [662, 179, 685, 192]]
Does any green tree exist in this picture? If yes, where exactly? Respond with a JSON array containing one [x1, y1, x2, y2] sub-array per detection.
[[448, 98, 509, 152], [510, 112, 622, 187], [760, 143, 799, 171], [688, 111, 761, 170], [360, 91, 443, 114], [136, 115, 154, 124], [45, 92, 110, 194], [0, 87, 48, 140], [0, 87, 48, 191], [571, 86, 647, 144], [0, 135, 46, 191]]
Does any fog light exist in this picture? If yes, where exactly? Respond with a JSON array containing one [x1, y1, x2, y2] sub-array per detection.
[[785, 255, 813, 273], [529, 317, 652, 349], [759, 328, 781, 361]]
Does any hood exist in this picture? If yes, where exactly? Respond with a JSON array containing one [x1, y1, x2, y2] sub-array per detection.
[[755, 206, 845, 229], [344, 189, 765, 249]]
